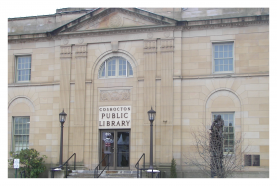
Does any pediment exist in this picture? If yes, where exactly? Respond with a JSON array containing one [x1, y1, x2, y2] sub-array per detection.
[[58, 8, 176, 33], [77, 12, 157, 31]]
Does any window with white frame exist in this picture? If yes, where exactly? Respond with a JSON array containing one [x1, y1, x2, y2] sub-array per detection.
[[13, 117, 30, 152], [99, 57, 133, 78], [213, 43, 234, 73], [213, 112, 234, 153], [16, 56, 31, 82]]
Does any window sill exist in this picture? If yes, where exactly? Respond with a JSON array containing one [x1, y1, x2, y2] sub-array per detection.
[[212, 71, 234, 75]]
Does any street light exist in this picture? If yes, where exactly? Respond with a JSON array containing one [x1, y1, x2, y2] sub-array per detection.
[[59, 109, 67, 167], [147, 107, 156, 171]]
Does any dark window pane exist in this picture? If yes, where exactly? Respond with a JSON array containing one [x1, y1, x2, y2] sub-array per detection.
[[253, 155, 260, 166], [229, 126, 233, 132]]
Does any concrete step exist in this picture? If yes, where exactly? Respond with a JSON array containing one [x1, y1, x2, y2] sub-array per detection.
[[67, 170, 138, 178]]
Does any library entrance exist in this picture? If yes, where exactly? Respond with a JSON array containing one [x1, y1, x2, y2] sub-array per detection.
[[100, 130, 130, 170]]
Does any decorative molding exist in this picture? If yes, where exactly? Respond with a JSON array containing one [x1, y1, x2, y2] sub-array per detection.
[[100, 89, 131, 101], [8, 15, 269, 44], [63, 8, 171, 33], [63, 39, 69, 45], [111, 41, 119, 52], [143, 40, 156, 53], [164, 31, 170, 38], [8, 96, 36, 112], [75, 44, 87, 57], [78, 38, 84, 44], [108, 14, 123, 28], [160, 39, 174, 52], [147, 33, 153, 39], [60, 46, 72, 58]]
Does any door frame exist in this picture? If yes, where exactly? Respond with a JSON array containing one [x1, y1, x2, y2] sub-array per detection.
[[99, 129, 131, 170]]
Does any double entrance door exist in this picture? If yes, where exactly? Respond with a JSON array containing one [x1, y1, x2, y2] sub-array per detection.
[[100, 130, 130, 170]]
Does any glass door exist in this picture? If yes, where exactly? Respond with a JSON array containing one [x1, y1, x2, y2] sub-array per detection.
[[100, 130, 130, 170], [116, 131, 130, 169], [100, 131, 115, 169]]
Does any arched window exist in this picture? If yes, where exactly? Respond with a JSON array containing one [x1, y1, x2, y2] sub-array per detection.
[[99, 57, 133, 78]]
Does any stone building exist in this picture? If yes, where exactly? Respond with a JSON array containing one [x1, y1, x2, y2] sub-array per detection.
[[8, 8, 269, 177]]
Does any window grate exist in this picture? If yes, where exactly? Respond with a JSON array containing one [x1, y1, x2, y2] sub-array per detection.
[[244, 155, 260, 166]]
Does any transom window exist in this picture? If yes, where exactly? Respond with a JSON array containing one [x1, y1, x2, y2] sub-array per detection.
[[99, 57, 133, 78], [213, 112, 234, 153], [213, 43, 234, 73], [13, 117, 30, 152], [16, 56, 31, 82]]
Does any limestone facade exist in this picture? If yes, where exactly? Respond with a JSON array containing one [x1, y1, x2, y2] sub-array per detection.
[[8, 8, 269, 176]]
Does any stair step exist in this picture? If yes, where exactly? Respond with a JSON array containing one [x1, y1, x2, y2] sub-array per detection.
[[67, 169, 138, 178]]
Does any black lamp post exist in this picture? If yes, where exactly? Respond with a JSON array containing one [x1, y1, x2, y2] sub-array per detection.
[[147, 107, 156, 170], [59, 109, 67, 167]]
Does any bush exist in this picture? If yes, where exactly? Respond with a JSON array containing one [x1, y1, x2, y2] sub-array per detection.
[[9, 148, 47, 178], [170, 158, 177, 178]]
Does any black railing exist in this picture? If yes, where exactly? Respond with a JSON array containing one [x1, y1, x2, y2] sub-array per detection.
[[20, 170, 26, 178], [50, 153, 76, 178], [94, 154, 110, 178], [135, 153, 147, 178], [155, 171, 161, 178]]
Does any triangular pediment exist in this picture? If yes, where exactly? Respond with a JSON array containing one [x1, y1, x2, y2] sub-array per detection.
[[57, 8, 176, 33]]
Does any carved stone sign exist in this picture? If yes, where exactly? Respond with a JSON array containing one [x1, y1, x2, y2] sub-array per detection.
[[100, 89, 130, 101], [99, 106, 131, 129]]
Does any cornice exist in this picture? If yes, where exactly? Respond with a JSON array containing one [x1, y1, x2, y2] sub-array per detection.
[[58, 8, 172, 33], [8, 15, 269, 44]]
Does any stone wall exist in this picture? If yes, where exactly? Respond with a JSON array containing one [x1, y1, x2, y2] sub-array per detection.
[[8, 8, 269, 176]]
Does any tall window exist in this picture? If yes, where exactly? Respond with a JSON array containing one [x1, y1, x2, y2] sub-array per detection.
[[99, 57, 133, 78], [213, 43, 234, 73], [213, 112, 234, 153], [16, 56, 31, 82], [13, 117, 30, 152]]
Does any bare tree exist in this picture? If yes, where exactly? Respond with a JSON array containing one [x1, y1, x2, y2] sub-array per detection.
[[183, 121, 249, 178]]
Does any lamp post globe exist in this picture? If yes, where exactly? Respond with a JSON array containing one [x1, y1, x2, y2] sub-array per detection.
[[59, 109, 67, 167], [59, 109, 67, 124], [147, 107, 156, 172], [148, 107, 156, 122]]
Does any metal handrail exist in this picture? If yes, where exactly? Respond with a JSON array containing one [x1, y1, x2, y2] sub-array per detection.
[[94, 154, 110, 178], [135, 153, 146, 178], [155, 172, 161, 178], [50, 153, 76, 178], [20, 170, 26, 178]]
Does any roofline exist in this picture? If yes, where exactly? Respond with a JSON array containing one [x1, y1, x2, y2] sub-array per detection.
[[8, 9, 95, 20]]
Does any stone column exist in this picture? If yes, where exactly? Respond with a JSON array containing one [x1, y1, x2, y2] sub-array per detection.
[[59, 45, 72, 163], [143, 40, 157, 166], [160, 39, 174, 164], [73, 44, 87, 163]]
